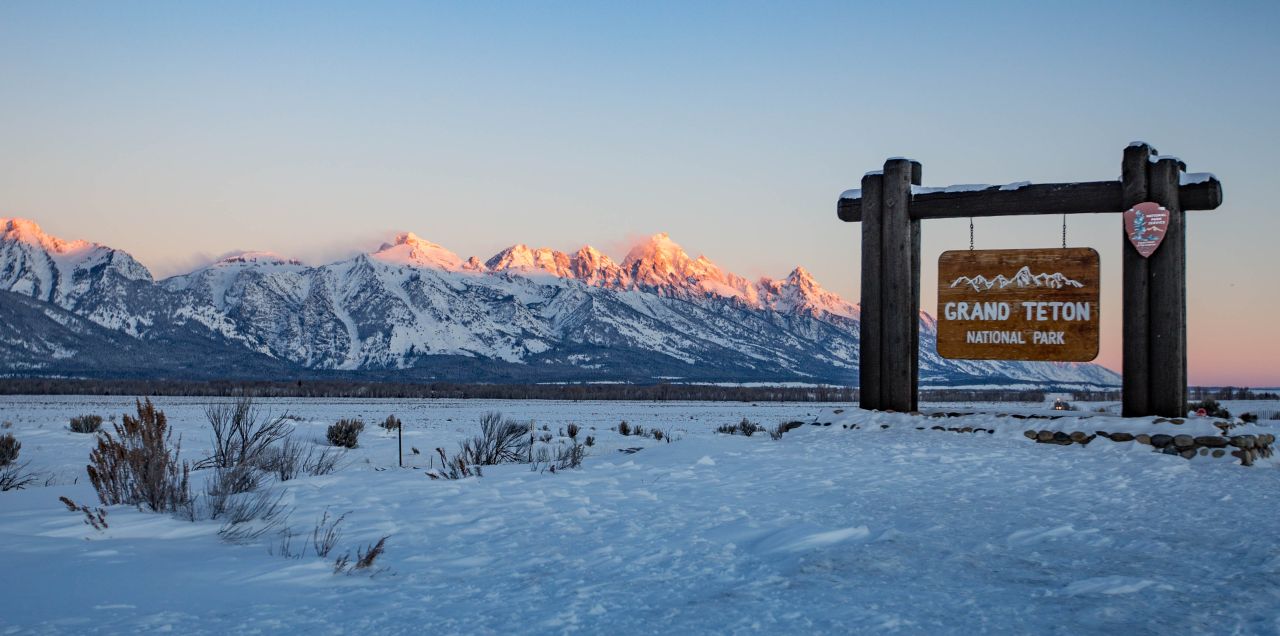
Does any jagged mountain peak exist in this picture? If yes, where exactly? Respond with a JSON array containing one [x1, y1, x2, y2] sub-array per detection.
[[372, 231, 463, 270], [2, 217, 93, 254], [757, 267, 856, 319], [486, 244, 573, 277], [569, 245, 629, 286], [622, 232, 688, 269]]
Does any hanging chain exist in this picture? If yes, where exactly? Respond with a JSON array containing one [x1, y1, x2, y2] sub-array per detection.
[[969, 217, 974, 251], [1061, 214, 1067, 248]]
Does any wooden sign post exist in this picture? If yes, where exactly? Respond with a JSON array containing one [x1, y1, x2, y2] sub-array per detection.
[[837, 143, 1222, 417]]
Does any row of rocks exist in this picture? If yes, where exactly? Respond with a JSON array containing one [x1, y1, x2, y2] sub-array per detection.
[[1023, 429, 1276, 466]]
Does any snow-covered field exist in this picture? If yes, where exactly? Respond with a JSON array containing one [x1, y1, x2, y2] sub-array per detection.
[[1, 396, 1278, 634]]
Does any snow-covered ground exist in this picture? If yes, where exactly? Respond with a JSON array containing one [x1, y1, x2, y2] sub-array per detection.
[[1, 396, 1278, 634]]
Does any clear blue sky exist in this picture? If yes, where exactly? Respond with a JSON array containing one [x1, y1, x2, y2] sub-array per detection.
[[2, 1, 1277, 384]]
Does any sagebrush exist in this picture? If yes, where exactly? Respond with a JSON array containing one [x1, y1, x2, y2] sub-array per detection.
[[69, 415, 103, 434], [86, 399, 191, 512], [327, 419, 365, 448]]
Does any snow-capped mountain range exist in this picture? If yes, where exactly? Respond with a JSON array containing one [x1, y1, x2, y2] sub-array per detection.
[[950, 267, 1085, 292], [0, 217, 1119, 387]]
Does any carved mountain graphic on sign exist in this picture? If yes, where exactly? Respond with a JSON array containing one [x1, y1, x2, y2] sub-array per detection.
[[950, 266, 1084, 292]]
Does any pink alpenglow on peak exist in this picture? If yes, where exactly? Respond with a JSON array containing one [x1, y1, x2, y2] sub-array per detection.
[[372, 232, 464, 270], [485, 244, 574, 277], [569, 245, 630, 287], [2, 217, 94, 255], [622, 233, 759, 303], [758, 266, 859, 318]]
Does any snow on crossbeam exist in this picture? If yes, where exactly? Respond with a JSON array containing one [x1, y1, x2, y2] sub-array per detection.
[[838, 177, 1222, 222]]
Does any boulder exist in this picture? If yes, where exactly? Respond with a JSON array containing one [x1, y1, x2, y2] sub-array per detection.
[[1110, 432, 1135, 442], [1023, 430, 1038, 440], [1229, 435, 1256, 449], [1037, 430, 1054, 442], [1150, 434, 1173, 448], [1135, 434, 1152, 445], [1069, 431, 1089, 443], [1173, 435, 1195, 448], [1194, 436, 1228, 448]]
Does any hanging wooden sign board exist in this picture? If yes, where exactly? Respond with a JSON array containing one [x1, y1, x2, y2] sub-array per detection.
[[937, 248, 1100, 362]]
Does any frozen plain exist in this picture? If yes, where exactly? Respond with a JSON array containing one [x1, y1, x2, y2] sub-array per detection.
[[0, 395, 1278, 635]]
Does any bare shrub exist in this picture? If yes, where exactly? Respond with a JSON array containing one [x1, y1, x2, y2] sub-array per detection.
[[457, 412, 529, 466], [0, 433, 20, 465], [566, 423, 580, 440], [1240, 412, 1259, 423], [539, 432, 554, 443], [769, 423, 786, 440], [333, 553, 351, 574], [0, 462, 36, 491], [584, 435, 595, 447], [427, 447, 482, 480], [257, 436, 342, 481], [652, 429, 664, 442], [618, 421, 630, 436], [59, 496, 108, 531], [270, 528, 302, 559], [86, 399, 191, 512], [312, 509, 347, 558], [380, 415, 402, 431], [200, 397, 292, 469], [216, 488, 290, 543], [554, 443, 585, 471], [632, 425, 646, 438], [69, 415, 103, 434], [198, 464, 263, 521], [327, 419, 364, 448], [1, 421, 10, 429]]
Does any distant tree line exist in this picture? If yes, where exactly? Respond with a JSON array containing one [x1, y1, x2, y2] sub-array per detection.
[[8, 377, 1263, 403], [0, 378, 855, 402], [1187, 386, 1280, 401]]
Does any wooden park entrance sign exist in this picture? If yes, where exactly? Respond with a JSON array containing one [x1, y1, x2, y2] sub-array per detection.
[[837, 143, 1222, 417], [938, 248, 1099, 362]]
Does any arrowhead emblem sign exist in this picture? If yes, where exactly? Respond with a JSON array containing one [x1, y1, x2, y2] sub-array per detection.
[[1124, 202, 1169, 258]]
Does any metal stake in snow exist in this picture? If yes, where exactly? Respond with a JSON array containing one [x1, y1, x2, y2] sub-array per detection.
[[837, 143, 1223, 417]]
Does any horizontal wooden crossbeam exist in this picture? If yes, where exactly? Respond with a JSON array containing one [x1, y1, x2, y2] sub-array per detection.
[[837, 177, 1222, 223]]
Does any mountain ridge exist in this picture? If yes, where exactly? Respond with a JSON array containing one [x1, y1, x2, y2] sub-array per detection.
[[0, 217, 1120, 387]]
